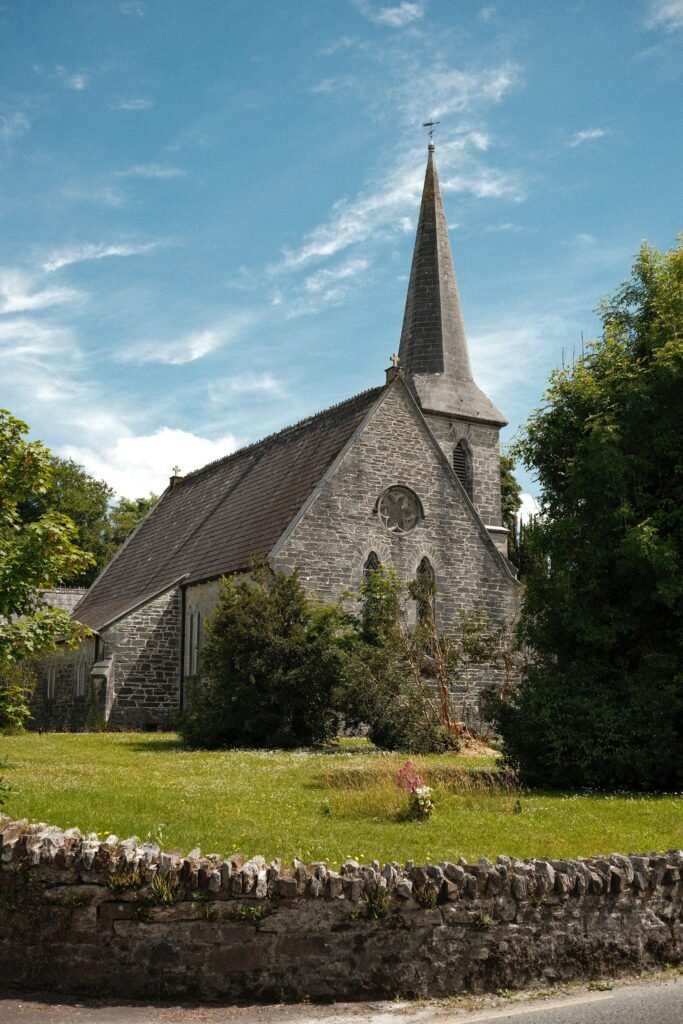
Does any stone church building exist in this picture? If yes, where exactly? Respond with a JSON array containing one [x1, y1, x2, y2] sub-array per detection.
[[31, 143, 519, 731]]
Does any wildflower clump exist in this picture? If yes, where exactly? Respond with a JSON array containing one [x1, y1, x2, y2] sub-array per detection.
[[395, 760, 433, 821]]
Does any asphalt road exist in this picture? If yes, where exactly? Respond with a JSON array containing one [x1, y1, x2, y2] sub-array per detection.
[[0, 979, 680, 1024]]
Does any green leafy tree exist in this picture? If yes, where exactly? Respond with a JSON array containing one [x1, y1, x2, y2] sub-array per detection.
[[486, 239, 683, 791], [19, 457, 156, 585], [107, 494, 157, 552], [0, 410, 92, 666], [500, 455, 523, 567], [179, 563, 347, 748]]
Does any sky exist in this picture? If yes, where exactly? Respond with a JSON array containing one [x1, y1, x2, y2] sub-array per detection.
[[0, 1, 681, 509]]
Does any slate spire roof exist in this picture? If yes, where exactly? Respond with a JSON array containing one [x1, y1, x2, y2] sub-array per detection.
[[398, 144, 506, 427]]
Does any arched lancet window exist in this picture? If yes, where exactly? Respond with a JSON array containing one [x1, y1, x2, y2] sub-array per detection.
[[415, 556, 436, 627], [363, 551, 380, 577], [453, 441, 473, 499]]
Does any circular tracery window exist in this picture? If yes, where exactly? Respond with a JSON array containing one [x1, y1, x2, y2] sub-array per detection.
[[378, 486, 422, 534]]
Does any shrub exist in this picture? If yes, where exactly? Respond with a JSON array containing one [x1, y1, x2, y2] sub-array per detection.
[[179, 563, 348, 749], [0, 662, 36, 733]]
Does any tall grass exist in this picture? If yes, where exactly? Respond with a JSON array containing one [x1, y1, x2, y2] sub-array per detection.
[[1, 733, 681, 866]]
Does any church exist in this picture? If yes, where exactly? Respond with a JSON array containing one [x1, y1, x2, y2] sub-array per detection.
[[31, 143, 520, 731]]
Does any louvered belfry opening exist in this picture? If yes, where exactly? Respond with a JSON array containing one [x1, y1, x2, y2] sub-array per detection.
[[453, 441, 472, 499]]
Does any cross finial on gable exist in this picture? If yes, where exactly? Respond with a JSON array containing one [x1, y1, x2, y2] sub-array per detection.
[[172, 465, 181, 476], [391, 352, 400, 368]]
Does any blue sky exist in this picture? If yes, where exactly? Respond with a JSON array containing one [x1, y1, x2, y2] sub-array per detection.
[[1, 1, 681, 504]]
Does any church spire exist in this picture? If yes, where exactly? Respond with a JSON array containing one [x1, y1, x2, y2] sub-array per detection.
[[397, 144, 506, 426], [398, 142, 472, 381]]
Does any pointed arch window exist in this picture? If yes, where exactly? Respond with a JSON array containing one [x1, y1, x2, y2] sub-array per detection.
[[453, 441, 473, 499], [363, 551, 380, 577], [415, 556, 436, 627]]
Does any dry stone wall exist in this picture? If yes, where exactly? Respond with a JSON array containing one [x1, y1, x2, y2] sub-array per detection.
[[1, 815, 680, 1003]]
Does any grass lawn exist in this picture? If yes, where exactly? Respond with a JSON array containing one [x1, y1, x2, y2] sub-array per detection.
[[1, 732, 681, 867]]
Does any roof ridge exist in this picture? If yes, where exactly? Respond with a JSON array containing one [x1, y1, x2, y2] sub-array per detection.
[[178, 385, 384, 485]]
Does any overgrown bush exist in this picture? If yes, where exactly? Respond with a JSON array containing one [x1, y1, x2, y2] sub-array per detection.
[[179, 563, 348, 749]]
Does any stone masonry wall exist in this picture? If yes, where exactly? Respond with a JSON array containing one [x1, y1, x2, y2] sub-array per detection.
[[273, 384, 518, 709], [425, 416, 503, 528], [0, 815, 680, 1003], [29, 639, 103, 732], [103, 587, 182, 730]]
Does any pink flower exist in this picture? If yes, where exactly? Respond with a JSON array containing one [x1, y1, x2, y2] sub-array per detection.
[[395, 760, 424, 794]]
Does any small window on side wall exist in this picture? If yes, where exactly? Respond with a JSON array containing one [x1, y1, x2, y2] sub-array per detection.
[[415, 556, 436, 627], [363, 551, 380, 577], [453, 441, 473, 500]]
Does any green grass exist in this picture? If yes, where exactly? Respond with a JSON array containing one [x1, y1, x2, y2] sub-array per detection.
[[1, 733, 680, 866]]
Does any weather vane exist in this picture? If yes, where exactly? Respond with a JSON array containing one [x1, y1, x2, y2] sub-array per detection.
[[422, 120, 440, 143]]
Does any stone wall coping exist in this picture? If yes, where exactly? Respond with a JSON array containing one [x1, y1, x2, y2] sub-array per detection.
[[2, 814, 681, 906]]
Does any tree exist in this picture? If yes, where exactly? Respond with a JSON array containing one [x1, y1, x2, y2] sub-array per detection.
[[486, 239, 683, 791], [19, 457, 157, 585], [500, 455, 523, 567], [179, 563, 347, 748], [0, 410, 92, 665]]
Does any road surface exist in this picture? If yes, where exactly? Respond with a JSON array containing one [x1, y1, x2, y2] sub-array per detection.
[[0, 977, 680, 1024]]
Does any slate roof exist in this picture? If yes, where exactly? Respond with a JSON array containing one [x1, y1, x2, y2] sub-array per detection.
[[73, 387, 383, 631]]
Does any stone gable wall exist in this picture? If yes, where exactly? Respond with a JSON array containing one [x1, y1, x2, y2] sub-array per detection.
[[273, 385, 518, 707], [425, 416, 503, 528], [1, 815, 680, 1002], [103, 588, 182, 730]]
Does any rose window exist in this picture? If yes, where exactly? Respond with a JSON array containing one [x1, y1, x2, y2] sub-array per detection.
[[377, 486, 422, 534]]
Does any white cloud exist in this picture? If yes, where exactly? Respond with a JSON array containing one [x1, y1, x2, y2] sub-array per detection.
[[62, 183, 127, 207], [62, 428, 239, 499], [645, 0, 683, 31], [569, 128, 608, 147], [115, 164, 186, 179], [117, 312, 259, 365], [0, 317, 74, 358], [208, 374, 287, 401], [42, 241, 160, 273], [0, 268, 81, 314], [478, 4, 496, 22], [393, 62, 520, 122], [109, 98, 153, 110], [279, 128, 522, 272], [518, 492, 540, 523], [0, 112, 30, 143], [303, 257, 370, 293], [119, 0, 145, 15], [356, 2, 425, 28], [575, 232, 597, 245], [68, 74, 88, 91]]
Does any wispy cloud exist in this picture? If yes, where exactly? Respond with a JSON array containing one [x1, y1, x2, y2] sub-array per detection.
[[279, 127, 522, 272], [478, 4, 496, 22], [115, 163, 186, 179], [644, 0, 683, 31], [355, 1, 425, 28], [0, 268, 81, 314], [318, 36, 356, 56], [0, 112, 30, 143], [569, 127, 608, 146], [61, 183, 127, 207], [119, 0, 145, 16], [208, 373, 287, 402], [49, 65, 89, 90], [117, 311, 259, 365], [42, 241, 160, 273], [62, 428, 239, 499], [109, 97, 153, 110]]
